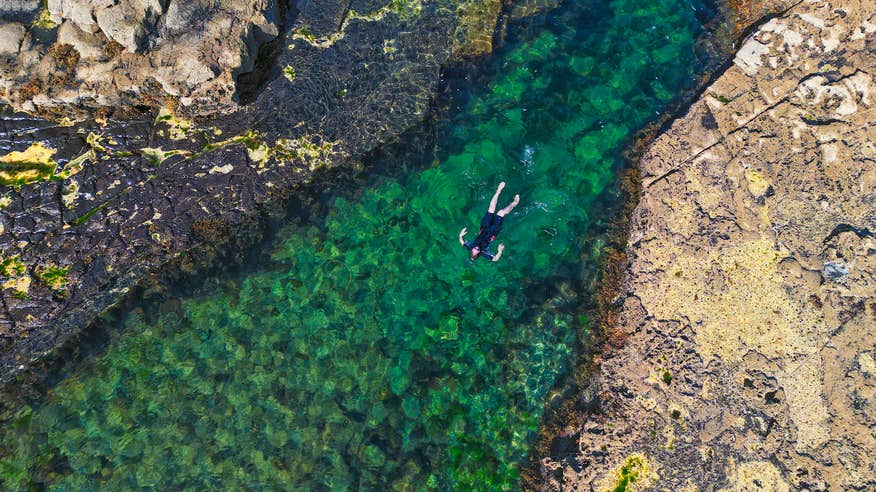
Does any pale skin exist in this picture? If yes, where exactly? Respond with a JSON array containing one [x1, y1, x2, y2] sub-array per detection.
[[458, 182, 520, 262]]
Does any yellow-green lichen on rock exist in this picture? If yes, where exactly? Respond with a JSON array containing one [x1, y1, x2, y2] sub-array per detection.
[[638, 237, 832, 450], [858, 352, 876, 377], [743, 169, 771, 198], [273, 135, 337, 170], [718, 460, 790, 492], [0, 256, 26, 278], [599, 453, 656, 492], [0, 135, 108, 187], [639, 238, 824, 364], [387, 0, 424, 18]]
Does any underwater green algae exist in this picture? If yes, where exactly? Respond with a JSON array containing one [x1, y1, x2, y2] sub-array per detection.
[[0, 0, 713, 489]]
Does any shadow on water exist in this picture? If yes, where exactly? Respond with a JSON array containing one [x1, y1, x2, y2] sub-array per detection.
[[0, 0, 740, 489]]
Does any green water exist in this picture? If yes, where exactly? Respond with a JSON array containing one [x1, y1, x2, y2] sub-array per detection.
[[0, 1, 716, 489]]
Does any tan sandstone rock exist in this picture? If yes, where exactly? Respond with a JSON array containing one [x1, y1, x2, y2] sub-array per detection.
[[0, 0, 279, 119], [542, 0, 876, 489]]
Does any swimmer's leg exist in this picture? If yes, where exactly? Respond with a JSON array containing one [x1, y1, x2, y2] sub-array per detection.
[[497, 194, 520, 217], [488, 181, 506, 213]]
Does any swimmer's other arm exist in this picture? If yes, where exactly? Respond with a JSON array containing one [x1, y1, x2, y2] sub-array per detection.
[[492, 244, 504, 262], [458, 227, 467, 246]]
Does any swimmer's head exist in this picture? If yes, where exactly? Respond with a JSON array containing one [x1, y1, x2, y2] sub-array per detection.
[[469, 246, 480, 260]]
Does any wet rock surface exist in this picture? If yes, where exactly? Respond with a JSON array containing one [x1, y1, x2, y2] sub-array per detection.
[[537, 0, 876, 489], [0, 1, 506, 384]]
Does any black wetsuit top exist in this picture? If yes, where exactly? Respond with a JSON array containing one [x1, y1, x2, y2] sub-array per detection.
[[463, 212, 504, 260]]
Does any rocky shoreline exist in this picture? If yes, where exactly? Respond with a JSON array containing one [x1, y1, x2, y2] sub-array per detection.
[[0, 0, 509, 387], [534, 0, 876, 489], [4, 0, 874, 489]]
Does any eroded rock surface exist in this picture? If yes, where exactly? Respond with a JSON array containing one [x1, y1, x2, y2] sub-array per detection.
[[538, 0, 876, 489], [0, 0, 282, 119], [0, 0, 505, 385], [0, 0, 505, 120]]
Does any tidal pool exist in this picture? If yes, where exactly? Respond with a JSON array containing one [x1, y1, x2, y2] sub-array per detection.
[[1, 0, 719, 489]]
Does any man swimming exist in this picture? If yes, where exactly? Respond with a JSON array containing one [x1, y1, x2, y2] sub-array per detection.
[[459, 182, 520, 262]]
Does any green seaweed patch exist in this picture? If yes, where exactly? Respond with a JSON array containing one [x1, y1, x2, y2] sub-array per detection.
[[30, 8, 57, 29], [292, 1, 422, 50], [0, 256, 26, 278], [56, 132, 126, 181], [292, 25, 316, 42], [662, 370, 672, 385], [283, 66, 296, 82], [713, 93, 731, 104], [606, 453, 652, 492], [0, 255, 31, 298], [55, 147, 92, 180], [273, 136, 337, 169], [155, 108, 195, 141], [138, 147, 189, 167], [85, 132, 108, 153], [0, 143, 58, 187], [35, 264, 70, 292], [202, 130, 338, 170], [200, 130, 260, 154], [60, 181, 79, 208], [0, 134, 115, 187], [73, 201, 111, 225]]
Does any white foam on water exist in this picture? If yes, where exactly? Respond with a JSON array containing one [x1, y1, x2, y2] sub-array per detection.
[[521, 144, 535, 174]]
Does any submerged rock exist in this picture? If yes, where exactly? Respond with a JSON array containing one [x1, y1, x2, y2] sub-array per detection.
[[536, 0, 876, 489], [0, 0, 507, 384]]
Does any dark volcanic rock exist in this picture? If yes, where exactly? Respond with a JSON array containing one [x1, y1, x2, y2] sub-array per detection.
[[0, 0, 506, 384]]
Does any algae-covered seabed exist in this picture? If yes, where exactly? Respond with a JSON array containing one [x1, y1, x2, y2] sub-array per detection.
[[0, 1, 714, 489]]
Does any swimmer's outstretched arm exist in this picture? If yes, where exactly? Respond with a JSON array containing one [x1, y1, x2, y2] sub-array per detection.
[[458, 227, 467, 246], [492, 244, 505, 262]]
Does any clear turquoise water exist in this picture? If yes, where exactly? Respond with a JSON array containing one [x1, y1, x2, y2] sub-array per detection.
[[0, 1, 715, 489]]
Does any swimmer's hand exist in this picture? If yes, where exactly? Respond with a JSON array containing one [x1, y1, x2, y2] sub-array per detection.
[[492, 243, 504, 262], [458, 227, 467, 246]]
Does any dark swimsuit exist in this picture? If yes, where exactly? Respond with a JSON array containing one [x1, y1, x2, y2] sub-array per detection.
[[463, 212, 504, 260]]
